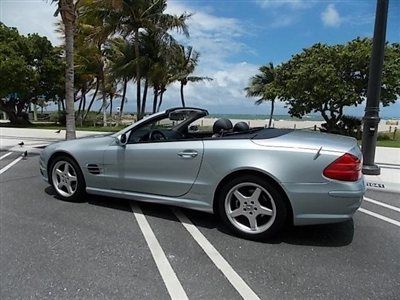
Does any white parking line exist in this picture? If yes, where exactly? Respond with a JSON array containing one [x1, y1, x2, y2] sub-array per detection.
[[0, 156, 23, 175], [358, 208, 400, 227], [0, 152, 12, 160], [364, 197, 400, 213], [130, 203, 188, 300], [173, 208, 260, 300]]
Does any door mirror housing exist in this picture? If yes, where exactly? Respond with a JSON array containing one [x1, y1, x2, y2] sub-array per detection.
[[116, 133, 127, 146]]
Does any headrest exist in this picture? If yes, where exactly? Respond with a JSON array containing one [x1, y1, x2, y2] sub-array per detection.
[[213, 118, 233, 134], [233, 121, 250, 132]]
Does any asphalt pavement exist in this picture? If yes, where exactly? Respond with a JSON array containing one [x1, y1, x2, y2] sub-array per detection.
[[1, 149, 399, 299]]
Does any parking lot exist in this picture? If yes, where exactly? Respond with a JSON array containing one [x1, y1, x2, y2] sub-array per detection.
[[1, 148, 399, 299]]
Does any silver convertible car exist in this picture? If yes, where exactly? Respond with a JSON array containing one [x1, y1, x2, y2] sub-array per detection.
[[40, 107, 365, 239]]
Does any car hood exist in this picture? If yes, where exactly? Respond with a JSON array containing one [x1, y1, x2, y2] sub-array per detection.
[[252, 130, 358, 153]]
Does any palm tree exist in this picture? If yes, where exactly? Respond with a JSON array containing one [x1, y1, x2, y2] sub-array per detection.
[[174, 45, 212, 107], [245, 63, 279, 128], [109, 0, 190, 119], [52, 0, 79, 139], [106, 37, 135, 122]]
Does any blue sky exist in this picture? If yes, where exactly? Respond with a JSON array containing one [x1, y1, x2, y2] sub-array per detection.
[[1, 0, 399, 118]]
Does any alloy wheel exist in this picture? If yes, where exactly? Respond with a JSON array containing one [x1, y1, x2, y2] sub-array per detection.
[[224, 182, 276, 234], [52, 160, 78, 198]]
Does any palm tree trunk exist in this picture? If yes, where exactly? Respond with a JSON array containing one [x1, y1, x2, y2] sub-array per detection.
[[119, 78, 128, 124], [60, 98, 65, 111], [83, 78, 99, 122], [157, 89, 164, 112], [64, 21, 76, 139], [180, 81, 185, 107], [134, 27, 141, 121], [141, 78, 149, 116], [268, 99, 275, 128], [82, 93, 86, 113], [101, 77, 107, 126], [152, 87, 158, 114], [77, 90, 83, 117], [109, 95, 113, 116]]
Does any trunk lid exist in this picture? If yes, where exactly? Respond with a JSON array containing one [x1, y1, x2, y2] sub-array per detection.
[[252, 130, 360, 155]]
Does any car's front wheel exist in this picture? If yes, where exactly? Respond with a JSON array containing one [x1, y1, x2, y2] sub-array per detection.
[[218, 175, 287, 240], [50, 156, 85, 201]]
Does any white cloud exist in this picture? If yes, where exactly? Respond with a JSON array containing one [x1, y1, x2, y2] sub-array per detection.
[[160, 1, 265, 113], [0, 0, 62, 45], [256, 0, 310, 9], [321, 4, 342, 27], [1, 0, 275, 114]]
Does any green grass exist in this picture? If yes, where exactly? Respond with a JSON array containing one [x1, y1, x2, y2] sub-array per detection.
[[376, 139, 400, 148], [358, 131, 400, 148]]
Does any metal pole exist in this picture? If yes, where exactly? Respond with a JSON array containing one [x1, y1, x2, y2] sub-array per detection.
[[361, 0, 389, 175]]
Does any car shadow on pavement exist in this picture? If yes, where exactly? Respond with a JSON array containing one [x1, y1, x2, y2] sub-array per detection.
[[45, 186, 132, 212], [182, 208, 354, 247], [45, 187, 354, 247]]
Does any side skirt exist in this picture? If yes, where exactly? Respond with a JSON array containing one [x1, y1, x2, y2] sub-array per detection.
[[86, 187, 213, 213]]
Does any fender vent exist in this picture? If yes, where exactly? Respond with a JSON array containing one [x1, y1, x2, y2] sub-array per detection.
[[87, 164, 101, 175]]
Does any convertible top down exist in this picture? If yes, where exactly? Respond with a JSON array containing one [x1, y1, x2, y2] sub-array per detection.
[[40, 107, 365, 239]]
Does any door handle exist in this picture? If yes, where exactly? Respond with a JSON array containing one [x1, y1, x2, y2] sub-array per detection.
[[177, 150, 198, 158]]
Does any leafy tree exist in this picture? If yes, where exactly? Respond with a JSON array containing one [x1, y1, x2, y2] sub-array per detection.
[[0, 23, 64, 124], [245, 62, 279, 128], [276, 38, 400, 132]]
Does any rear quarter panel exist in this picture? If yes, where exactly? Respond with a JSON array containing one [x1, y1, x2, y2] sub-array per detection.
[[187, 133, 363, 216]]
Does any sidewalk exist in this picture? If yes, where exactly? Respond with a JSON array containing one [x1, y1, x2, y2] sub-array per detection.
[[0, 127, 108, 152], [364, 147, 400, 194], [1, 127, 399, 193]]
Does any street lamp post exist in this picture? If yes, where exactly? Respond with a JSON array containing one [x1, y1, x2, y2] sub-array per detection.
[[361, 0, 389, 176]]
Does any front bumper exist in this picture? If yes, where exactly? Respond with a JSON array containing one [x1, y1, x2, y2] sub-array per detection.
[[39, 156, 48, 182], [284, 178, 365, 226]]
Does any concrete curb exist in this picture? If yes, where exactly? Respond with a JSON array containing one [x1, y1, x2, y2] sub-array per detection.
[[364, 163, 400, 194]]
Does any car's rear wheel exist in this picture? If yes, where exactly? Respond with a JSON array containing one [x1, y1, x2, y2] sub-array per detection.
[[217, 175, 287, 240], [50, 156, 85, 202]]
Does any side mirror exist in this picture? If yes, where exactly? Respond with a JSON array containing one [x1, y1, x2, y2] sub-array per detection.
[[116, 133, 127, 146]]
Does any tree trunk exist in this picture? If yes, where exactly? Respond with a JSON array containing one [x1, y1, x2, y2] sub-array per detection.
[[141, 78, 149, 116], [33, 103, 38, 121], [83, 78, 99, 122], [101, 77, 107, 127], [82, 93, 86, 113], [64, 20, 76, 139], [180, 81, 185, 107], [60, 98, 65, 111], [157, 89, 165, 112], [152, 87, 158, 114], [119, 78, 128, 124], [77, 90, 83, 117], [134, 27, 141, 121], [268, 99, 275, 128], [109, 95, 113, 116]]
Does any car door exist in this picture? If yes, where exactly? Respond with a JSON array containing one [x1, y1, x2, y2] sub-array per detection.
[[103, 140, 204, 197]]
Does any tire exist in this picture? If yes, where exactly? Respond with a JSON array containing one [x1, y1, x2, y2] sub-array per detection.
[[217, 175, 287, 240], [49, 156, 86, 202]]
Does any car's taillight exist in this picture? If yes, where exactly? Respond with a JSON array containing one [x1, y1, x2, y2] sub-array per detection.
[[323, 153, 362, 182]]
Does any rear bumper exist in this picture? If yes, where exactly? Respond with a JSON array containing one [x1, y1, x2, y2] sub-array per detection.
[[284, 178, 365, 226]]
